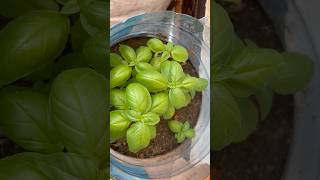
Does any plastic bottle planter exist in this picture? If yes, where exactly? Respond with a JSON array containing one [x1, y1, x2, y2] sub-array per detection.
[[110, 11, 210, 179]]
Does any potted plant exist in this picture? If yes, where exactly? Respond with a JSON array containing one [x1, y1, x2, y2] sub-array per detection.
[[110, 11, 210, 179]]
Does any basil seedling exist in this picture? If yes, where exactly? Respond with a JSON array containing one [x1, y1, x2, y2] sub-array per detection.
[[168, 120, 195, 143]]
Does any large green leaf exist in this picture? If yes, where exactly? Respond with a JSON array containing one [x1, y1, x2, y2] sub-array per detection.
[[49, 68, 108, 160], [136, 70, 168, 92], [271, 52, 314, 94], [0, 0, 59, 18], [150, 92, 169, 115], [125, 83, 152, 113], [126, 122, 151, 153], [212, 83, 241, 150], [0, 87, 62, 153], [0, 11, 70, 88], [0, 152, 105, 180], [110, 110, 131, 139], [169, 88, 189, 109], [110, 89, 128, 110], [110, 65, 132, 88]]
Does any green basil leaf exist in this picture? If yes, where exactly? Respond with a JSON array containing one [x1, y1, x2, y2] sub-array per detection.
[[0, 11, 70, 88], [149, 125, 156, 139], [212, 83, 241, 150], [110, 65, 132, 88], [110, 110, 131, 139], [135, 62, 157, 73], [80, 0, 107, 36], [141, 112, 160, 126], [150, 92, 169, 115], [125, 83, 152, 113], [126, 122, 151, 153], [182, 76, 208, 91], [125, 110, 142, 122], [110, 89, 128, 110], [190, 90, 196, 99], [61, 0, 80, 14], [0, 87, 62, 153], [147, 38, 166, 52], [119, 45, 136, 63], [184, 129, 195, 138], [175, 133, 185, 143], [163, 102, 175, 120], [50, 68, 108, 160], [136, 46, 152, 62], [136, 70, 168, 92], [231, 48, 281, 88], [150, 56, 163, 71], [171, 45, 188, 62], [53, 53, 89, 76], [71, 20, 90, 52], [110, 53, 125, 67], [161, 61, 185, 83], [83, 33, 108, 76], [168, 120, 182, 133], [165, 42, 174, 52], [161, 51, 170, 61], [169, 88, 189, 109], [182, 121, 190, 131], [0, 0, 59, 18], [271, 52, 314, 94], [221, 79, 255, 97], [232, 98, 258, 142]]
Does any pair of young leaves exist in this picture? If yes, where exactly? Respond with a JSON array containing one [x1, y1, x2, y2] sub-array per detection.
[[168, 120, 195, 143], [0, 68, 108, 179], [110, 83, 160, 153], [212, 2, 314, 150]]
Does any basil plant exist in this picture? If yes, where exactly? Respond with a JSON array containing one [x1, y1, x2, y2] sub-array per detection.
[[110, 38, 208, 153], [212, 2, 314, 150], [0, 0, 108, 179]]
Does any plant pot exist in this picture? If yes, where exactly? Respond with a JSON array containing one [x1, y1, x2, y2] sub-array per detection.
[[257, 0, 320, 179], [110, 11, 210, 179]]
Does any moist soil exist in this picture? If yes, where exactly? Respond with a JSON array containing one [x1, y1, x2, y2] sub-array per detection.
[[110, 37, 202, 158], [213, 0, 293, 180]]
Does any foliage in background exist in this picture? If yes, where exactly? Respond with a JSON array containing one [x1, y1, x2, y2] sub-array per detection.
[[0, 0, 108, 179], [212, 2, 314, 150]]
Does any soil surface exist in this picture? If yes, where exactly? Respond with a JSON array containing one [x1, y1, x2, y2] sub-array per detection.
[[110, 37, 202, 158], [213, 0, 293, 180]]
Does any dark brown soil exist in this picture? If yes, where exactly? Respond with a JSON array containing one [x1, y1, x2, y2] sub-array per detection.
[[213, 0, 293, 180], [110, 37, 202, 158]]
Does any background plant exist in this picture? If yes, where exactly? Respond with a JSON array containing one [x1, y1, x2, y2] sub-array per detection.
[[0, 0, 108, 179], [110, 38, 208, 153], [212, 2, 314, 150]]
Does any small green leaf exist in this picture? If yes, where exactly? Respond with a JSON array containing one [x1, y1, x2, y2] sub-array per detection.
[[142, 112, 160, 126], [175, 133, 185, 143], [135, 62, 157, 73], [184, 129, 195, 138], [161, 61, 185, 83], [126, 122, 151, 153], [182, 121, 190, 131], [150, 92, 169, 115], [182, 76, 208, 91], [110, 110, 131, 139], [169, 88, 189, 109], [119, 45, 136, 63], [110, 89, 128, 110], [126, 110, 142, 122], [168, 120, 182, 133], [136, 46, 152, 62], [126, 83, 152, 113], [110, 53, 125, 67], [147, 38, 166, 52], [136, 70, 168, 92], [163, 102, 175, 120], [110, 65, 132, 88], [150, 56, 163, 71], [171, 45, 188, 62]]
